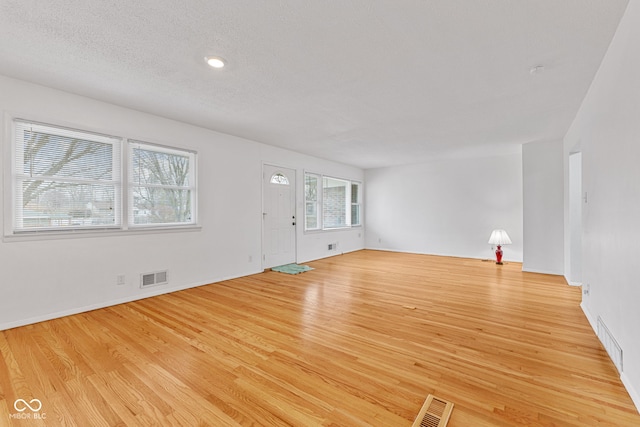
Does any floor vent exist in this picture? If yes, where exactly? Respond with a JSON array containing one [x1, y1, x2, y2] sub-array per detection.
[[597, 316, 623, 373], [140, 270, 168, 288], [412, 394, 454, 427]]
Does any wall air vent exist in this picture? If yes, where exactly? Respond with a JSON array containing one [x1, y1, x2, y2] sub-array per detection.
[[140, 270, 168, 288], [597, 316, 623, 373]]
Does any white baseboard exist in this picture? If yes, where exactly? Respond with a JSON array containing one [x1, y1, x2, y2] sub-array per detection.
[[563, 275, 582, 287], [521, 267, 564, 275], [298, 247, 362, 264], [622, 373, 640, 414], [364, 246, 484, 260], [0, 269, 263, 331], [580, 302, 639, 414], [580, 302, 598, 333]]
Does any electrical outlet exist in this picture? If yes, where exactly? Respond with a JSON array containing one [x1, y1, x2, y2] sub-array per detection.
[[116, 275, 125, 286], [583, 283, 590, 295], [248, 255, 253, 263]]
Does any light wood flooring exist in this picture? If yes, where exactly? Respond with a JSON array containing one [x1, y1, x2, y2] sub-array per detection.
[[1, 250, 639, 426]]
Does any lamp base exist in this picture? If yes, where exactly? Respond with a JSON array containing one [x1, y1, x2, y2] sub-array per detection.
[[495, 245, 503, 265]]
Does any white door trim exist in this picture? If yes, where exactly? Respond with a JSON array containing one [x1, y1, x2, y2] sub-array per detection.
[[262, 163, 297, 269]]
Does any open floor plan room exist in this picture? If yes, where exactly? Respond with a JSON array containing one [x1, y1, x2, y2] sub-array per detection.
[[1, 250, 637, 426]]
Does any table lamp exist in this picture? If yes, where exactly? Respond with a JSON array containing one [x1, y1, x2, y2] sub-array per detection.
[[488, 229, 512, 265]]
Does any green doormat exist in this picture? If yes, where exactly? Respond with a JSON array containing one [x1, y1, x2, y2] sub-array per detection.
[[271, 263, 314, 274]]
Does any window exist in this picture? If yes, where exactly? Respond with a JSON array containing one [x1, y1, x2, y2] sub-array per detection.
[[304, 172, 362, 231], [323, 176, 349, 228], [9, 119, 197, 236], [305, 173, 320, 230], [351, 182, 361, 226], [270, 172, 289, 185], [12, 120, 121, 232], [130, 141, 196, 226]]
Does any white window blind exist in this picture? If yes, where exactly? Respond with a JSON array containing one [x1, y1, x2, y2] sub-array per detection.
[[13, 120, 121, 232], [129, 141, 196, 227]]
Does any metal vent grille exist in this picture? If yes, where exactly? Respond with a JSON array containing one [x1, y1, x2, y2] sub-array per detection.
[[155, 270, 167, 284], [597, 316, 623, 373], [140, 270, 168, 288], [412, 395, 454, 427]]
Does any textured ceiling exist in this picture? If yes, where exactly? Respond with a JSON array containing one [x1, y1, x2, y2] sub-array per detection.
[[0, 0, 629, 169]]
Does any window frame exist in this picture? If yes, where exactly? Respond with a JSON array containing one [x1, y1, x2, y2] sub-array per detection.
[[351, 181, 362, 227], [270, 172, 290, 185], [322, 176, 350, 230], [304, 172, 321, 231], [3, 116, 199, 241], [10, 119, 123, 234], [303, 171, 362, 232], [128, 140, 197, 228]]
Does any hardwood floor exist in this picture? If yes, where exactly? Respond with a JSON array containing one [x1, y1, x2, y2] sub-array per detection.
[[1, 250, 638, 426]]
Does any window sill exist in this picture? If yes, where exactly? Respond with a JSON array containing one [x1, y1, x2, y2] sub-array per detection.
[[3, 224, 203, 243], [303, 225, 362, 235]]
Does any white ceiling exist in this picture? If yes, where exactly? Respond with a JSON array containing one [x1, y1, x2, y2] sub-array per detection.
[[0, 0, 629, 169]]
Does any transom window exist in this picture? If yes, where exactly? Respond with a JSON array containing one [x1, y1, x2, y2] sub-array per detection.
[[270, 172, 289, 185], [8, 119, 197, 235]]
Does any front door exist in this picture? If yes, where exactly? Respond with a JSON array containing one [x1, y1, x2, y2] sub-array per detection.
[[263, 165, 296, 269]]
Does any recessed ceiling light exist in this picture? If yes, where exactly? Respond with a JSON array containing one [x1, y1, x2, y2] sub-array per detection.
[[530, 65, 545, 75], [205, 56, 225, 69]]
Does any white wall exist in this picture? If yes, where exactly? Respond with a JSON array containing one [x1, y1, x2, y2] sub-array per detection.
[[364, 151, 523, 262], [258, 145, 364, 263], [0, 75, 363, 330], [568, 152, 583, 284], [522, 140, 564, 274], [564, 0, 640, 410]]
